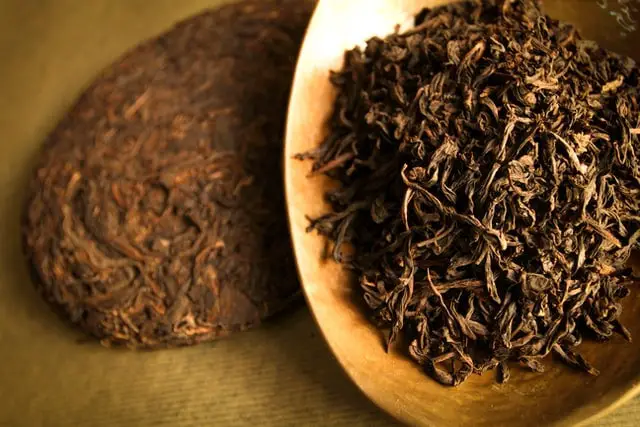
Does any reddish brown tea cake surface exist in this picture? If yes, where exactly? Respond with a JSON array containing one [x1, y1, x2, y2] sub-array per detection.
[[22, 0, 315, 348]]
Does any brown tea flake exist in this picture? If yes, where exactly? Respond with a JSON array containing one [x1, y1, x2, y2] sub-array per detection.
[[300, 0, 640, 385]]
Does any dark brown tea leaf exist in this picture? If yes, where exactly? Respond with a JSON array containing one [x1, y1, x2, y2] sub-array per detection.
[[301, 0, 640, 385]]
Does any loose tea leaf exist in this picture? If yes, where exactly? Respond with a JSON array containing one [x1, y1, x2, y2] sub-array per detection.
[[22, 0, 316, 349], [300, 0, 640, 385]]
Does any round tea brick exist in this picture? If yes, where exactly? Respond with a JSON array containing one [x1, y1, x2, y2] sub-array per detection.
[[22, 0, 314, 349]]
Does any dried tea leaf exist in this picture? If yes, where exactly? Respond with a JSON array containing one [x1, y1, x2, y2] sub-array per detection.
[[23, 0, 316, 348], [301, 0, 639, 386]]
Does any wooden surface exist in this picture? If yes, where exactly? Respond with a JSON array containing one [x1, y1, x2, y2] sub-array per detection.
[[0, 0, 639, 426], [285, 1, 640, 426]]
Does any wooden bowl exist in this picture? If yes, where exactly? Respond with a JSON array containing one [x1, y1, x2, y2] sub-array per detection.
[[284, 1, 640, 426]]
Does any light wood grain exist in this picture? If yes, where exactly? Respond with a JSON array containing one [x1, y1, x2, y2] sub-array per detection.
[[284, 1, 640, 426]]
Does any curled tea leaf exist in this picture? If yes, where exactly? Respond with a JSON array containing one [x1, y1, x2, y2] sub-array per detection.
[[300, 0, 639, 386]]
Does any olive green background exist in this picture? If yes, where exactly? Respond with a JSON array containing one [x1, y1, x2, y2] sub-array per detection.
[[0, 1, 638, 426]]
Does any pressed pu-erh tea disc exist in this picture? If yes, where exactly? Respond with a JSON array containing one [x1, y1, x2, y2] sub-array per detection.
[[22, 0, 316, 348]]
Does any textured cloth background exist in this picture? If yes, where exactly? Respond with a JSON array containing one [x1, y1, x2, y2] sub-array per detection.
[[0, 0, 637, 425]]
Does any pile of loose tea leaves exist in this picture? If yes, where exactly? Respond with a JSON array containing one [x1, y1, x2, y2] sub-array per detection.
[[22, 0, 315, 349], [300, 0, 640, 385]]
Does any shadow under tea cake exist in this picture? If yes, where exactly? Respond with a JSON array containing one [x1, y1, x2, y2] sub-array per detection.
[[22, 0, 316, 349]]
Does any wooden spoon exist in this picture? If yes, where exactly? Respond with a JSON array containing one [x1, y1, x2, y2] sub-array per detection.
[[285, 1, 640, 426]]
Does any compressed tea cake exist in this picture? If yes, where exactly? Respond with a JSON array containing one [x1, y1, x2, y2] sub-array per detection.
[[22, 0, 315, 348]]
